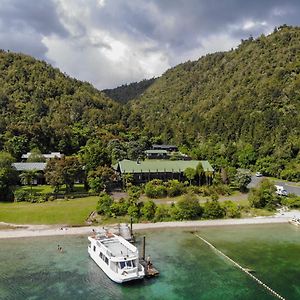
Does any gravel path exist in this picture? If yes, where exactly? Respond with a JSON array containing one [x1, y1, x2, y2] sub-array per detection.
[[1, 209, 300, 239]]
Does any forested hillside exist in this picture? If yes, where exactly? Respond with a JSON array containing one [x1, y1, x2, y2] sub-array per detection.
[[102, 78, 156, 104], [0, 51, 121, 158], [0, 26, 299, 180], [128, 25, 300, 176]]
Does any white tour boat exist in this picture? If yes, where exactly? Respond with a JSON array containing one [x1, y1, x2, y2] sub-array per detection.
[[88, 231, 145, 283]]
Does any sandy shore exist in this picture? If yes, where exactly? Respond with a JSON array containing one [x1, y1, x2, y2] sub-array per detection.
[[1, 210, 299, 239]]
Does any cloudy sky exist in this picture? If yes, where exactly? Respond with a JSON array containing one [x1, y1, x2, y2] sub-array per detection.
[[0, 0, 299, 89]]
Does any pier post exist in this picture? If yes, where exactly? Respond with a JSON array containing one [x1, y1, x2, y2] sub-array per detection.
[[142, 236, 146, 260], [130, 218, 133, 238]]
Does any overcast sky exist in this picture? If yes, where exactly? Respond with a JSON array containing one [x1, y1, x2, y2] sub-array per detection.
[[0, 0, 299, 89]]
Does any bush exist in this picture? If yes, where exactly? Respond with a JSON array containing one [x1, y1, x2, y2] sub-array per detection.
[[281, 195, 300, 208], [141, 200, 157, 220], [110, 198, 129, 216], [175, 193, 203, 220], [203, 199, 225, 219], [280, 168, 300, 182], [14, 190, 30, 202], [212, 184, 232, 196], [154, 205, 171, 222], [127, 204, 140, 220], [233, 170, 251, 192], [222, 201, 241, 218], [96, 192, 113, 216], [248, 179, 278, 210], [144, 179, 167, 198], [128, 186, 142, 199], [165, 180, 185, 197]]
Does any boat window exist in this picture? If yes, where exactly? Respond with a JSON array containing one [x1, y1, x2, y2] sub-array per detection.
[[131, 260, 136, 267], [120, 261, 126, 269], [93, 246, 96, 252], [126, 261, 132, 267], [105, 257, 109, 265]]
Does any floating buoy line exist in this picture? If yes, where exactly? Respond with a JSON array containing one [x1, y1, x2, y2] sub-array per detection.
[[194, 233, 285, 300]]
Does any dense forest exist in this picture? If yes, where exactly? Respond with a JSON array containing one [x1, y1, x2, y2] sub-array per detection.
[[103, 78, 156, 104], [127, 25, 300, 178], [0, 25, 299, 181], [0, 50, 121, 158]]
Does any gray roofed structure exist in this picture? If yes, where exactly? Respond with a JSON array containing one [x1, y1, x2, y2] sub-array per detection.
[[21, 152, 63, 160], [12, 162, 47, 171]]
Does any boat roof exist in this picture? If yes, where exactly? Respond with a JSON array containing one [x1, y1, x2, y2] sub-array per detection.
[[95, 234, 137, 259]]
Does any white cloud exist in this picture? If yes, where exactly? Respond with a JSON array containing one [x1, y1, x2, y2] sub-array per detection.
[[2, 0, 299, 89]]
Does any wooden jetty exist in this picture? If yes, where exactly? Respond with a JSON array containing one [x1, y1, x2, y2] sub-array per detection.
[[194, 233, 285, 300], [139, 236, 160, 278]]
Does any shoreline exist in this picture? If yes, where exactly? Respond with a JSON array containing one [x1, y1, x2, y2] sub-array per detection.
[[0, 215, 294, 239]]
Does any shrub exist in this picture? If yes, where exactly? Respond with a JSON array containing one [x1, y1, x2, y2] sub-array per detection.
[[96, 192, 113, 216], [212, 184, 232, 196], [233, 170, 251, 192], [280, 168, 300, 182], [222, 201, 241, 218], [110, 198, 129, 216], [127, 204, 140, 220], [165, 180, 185, 197], [281, 195, 300, 208], [128, 186, 142, 199], [141, 200, 157, 220], [14, 190, 30, 202], [176, 193, 203, 220], [154, 205, 171, 222], [144, 179, 167, 198], [203, 199, 225, 219], [248, 179, 278, 209]]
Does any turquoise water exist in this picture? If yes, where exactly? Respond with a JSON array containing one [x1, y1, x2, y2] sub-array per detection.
[[0, 224, 299, 299]]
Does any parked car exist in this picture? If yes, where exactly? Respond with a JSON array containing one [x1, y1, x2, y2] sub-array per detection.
[[275, 185, 288, 196], [255, 172, 262, 177]]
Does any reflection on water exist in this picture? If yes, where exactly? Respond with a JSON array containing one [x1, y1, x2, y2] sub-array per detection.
[[0, 224, 299, 299]]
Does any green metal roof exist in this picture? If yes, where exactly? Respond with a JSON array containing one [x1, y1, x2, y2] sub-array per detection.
[[117, 159, 214, 174]]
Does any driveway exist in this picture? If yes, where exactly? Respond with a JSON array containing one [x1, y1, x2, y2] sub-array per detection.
[[248, 176, 300, 196]]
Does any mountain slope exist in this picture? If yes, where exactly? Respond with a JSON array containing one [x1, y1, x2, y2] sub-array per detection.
[[129, 25, 300, 159], [0, 51, 121, 157], [102, 78, 156, 104]]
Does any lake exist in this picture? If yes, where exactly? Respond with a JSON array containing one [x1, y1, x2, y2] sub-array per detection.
[[0, 224, 299, 299]]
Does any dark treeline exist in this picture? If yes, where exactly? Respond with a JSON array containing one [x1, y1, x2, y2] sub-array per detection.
[[103, 78, 156, 104]]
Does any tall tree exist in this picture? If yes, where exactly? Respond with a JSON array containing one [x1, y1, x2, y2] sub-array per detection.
[[20, 169, 38, 194], [0, 151, 18, 201], [45, 157, 83, 193], [184, 167, 196, 185]]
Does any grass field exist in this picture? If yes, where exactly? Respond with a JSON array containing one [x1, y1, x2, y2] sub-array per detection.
[[14, 184, 86, 194], [0, 196, 99, 225]]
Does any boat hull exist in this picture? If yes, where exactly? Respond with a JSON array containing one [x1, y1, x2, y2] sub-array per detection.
[[88, 246, 144, 283]]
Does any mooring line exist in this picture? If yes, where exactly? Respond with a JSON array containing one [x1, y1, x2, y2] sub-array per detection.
[[194, 233, 285, 300]]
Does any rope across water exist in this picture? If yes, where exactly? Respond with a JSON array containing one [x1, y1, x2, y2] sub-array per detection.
[[194, 233, 286, 300]]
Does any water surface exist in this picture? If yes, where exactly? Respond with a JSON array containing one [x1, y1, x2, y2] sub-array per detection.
[[0, 224, 299, 299]]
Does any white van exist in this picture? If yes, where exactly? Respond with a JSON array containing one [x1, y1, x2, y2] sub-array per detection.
[[275, 185, 288, 196]]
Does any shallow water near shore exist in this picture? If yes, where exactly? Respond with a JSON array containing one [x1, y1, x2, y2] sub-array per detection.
[[0, 224, 299, 300]]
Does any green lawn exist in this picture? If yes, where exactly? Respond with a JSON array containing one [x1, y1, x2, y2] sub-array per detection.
[[0, 196, 99, 225], [14, 185, 54, 194], [14, 184, 86, 194]]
